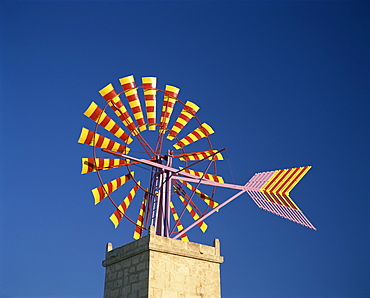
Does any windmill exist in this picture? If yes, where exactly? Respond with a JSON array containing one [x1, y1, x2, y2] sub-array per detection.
[[78, 75, 316, 242]]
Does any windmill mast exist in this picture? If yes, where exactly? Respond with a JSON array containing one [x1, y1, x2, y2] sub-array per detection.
[[152, 150, 173, 237]]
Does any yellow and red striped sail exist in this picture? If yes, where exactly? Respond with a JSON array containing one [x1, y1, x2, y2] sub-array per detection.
[[167, 101, 200, 140], [91, 172, 134, 205], [173, 123, 214, 149], [78, 128, 130, 153], [180, 180, 219, 209], [84, 102, 133, 144], [133, 191, 148, 240], [99, 84, 138, 135], [179, 167, 224, 183], [246, 166, 316, 230], [177, 194, 208, 233], [177, 150, 224, 161], [81, 158, 130, 174], [170, 201, 189, 241], [159, 85, 180, 133], [142, 77, 157, 131], [110, 182, 140, 228], [119, 75, 146, 131]]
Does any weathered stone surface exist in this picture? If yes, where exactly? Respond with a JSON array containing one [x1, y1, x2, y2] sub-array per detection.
[[103, 227, 223, 297]]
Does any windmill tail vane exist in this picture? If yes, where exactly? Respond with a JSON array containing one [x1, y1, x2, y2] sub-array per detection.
[[244, 166, 315, 230], [79, 74, 316, 241]]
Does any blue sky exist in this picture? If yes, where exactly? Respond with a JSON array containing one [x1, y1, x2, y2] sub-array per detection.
[[1, 1, 369, 297]]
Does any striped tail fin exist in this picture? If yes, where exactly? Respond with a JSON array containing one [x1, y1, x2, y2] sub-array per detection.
[[245, 166, 316, 230]]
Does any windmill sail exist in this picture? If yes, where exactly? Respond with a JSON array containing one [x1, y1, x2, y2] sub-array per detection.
[[133, 192, 148, 240], [159, 85, 179, 133], [173, 123, 214, 149], [91, 172, 134, 205], [167, 101, 199, 140], [78, 128, 130, 153], [142, 77, 157, 131], [120, 75, 147, 131], [110, 182, 140, 228], [170, 201, 189, 241], [84, 102, 133, 144], [99, 84, 138, 135], [81, 158, 130, 174]]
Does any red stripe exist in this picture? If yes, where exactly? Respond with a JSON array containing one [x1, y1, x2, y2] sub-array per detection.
[[145, 95, 156, 102], [165, 91, 178, 98], [97, 186, 105, 200], [95, 135, 105, 148], [126, 93, 139, 102], [111, 100, 124, 110], [278, 194, 297, 210], [262, 192, 278, 204], [103, 90, 118, 101], [261, 170, 283, 192], [270, 168, 294, 193], [192, 131, 202, 140], [131, 106, 142, 114], [275, 167, 301, 194], [109, 124, 119, 134], [184, 105, 196, 115], [176, 140, 185, 148], [143, 83, 155, 89], [199, 126, 211, 136], [147, 106, 155, 112], [179, 113, 191, 121], [121, 82, 136, 91], [184, 136, 194, 144], [100, 115, 110, 127], [85, 130, 94, 145], [113, 210, 122, 221], [89, 106, 103, 121], [278, 167, 308, 194], [270, 193, 290, 208], [86, 158, 94, 172], [174, 122, 184, 130]]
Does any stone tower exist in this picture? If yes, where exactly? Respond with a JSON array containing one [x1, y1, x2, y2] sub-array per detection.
[[103, 226, 224, 297]]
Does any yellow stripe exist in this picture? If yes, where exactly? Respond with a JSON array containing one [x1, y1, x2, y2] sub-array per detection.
[[177, 118, 188, 125], [92, 172, 134, 205], [142, 76, 157, 85], [200, 123, 214, 135], [84, 102, 98, 118], [267, 169, 288, 193], [179, 168, 224, 183], [84, 103, 133, 144], [125, 89, 137, 97], [92, 188, 102, 205], [178, 195, 208, 232], [119, 75, 134, 86], [260, 170, 281, 192], [99, 84, 114, 96], [109, 213, 120, 228], [81, 158, 89, 174], [77, 127, 90, 144], [165, 85, 180, 96], [103, 120, 114, 131], [133, 231, 141, 240], [285, 167, 311, 195], [187, 101, 200, 112], [199, 222, 207, 233]]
